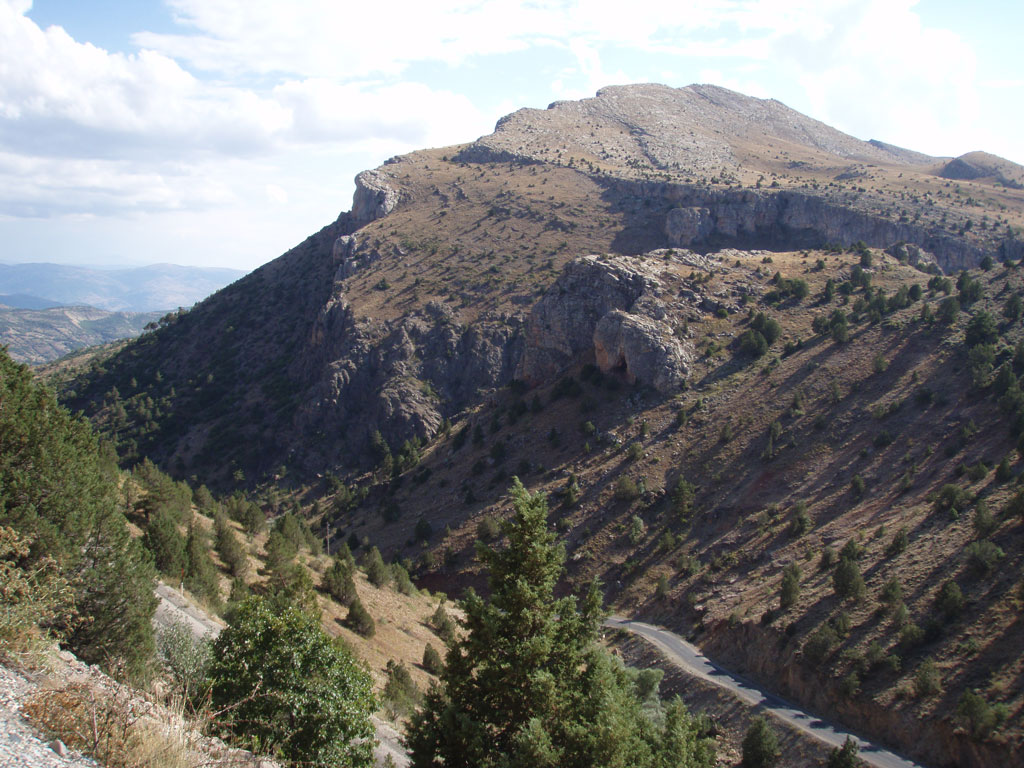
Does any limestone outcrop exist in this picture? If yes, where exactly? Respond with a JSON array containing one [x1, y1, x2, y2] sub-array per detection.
[[519, 254, 691, 393], [351, 169, 400, 224]]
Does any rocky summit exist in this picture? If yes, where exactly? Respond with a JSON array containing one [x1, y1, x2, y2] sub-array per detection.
[[63, 83, 1024, 488]]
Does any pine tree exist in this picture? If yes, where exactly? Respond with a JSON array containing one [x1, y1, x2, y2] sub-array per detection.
[[405, 478, 715, 768], [0, 349, 156, 678]]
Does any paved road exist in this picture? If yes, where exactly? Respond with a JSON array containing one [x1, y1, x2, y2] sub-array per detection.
[[605, 617, 928, 768]]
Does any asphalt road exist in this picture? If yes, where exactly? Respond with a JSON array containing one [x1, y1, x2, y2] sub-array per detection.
[[605, 616, 928, 768]]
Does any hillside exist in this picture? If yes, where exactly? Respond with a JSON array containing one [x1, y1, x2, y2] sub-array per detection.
[[55, 83, 1024, 767], [0, 304, 163, 364]]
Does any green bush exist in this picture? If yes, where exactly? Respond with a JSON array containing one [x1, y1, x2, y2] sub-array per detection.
[[363, 546, 389, 587], [803, 624, 839, 663], [825, 737, 861, 768], [615, 476, 641, 502], [422, 643, 444, 675], [913, 659, 942, 698], [741, 716, 779, 768], [965, 540, 1005, 576], [322, 556, 358, 605], [957, 690, 1009, 740], [477, 516, 501, 542], [779, 563, 801, 610], [156, 619, 212, 710], [833, 557, 865, 600], [209, 596, 376, 765], [346, 597, 376, 637], [382, 660, 421, 719], [935, 580, 965, 620]]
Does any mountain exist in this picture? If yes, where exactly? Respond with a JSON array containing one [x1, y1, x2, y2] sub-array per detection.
[[0, 304, 163, 364], [58, 84, 1024, 767], [0, 293, 63, 309], [0, 262, 246, 312]]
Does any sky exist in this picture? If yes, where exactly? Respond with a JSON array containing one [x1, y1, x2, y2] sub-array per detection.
[[1, 0, 1022, 271]]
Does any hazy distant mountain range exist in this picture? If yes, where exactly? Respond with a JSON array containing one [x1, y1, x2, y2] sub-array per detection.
[[0, 262, 245, 363], [0, 262, 246, 313]]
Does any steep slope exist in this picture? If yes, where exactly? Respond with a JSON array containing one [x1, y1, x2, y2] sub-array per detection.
[[61, 84, 1024, 488]]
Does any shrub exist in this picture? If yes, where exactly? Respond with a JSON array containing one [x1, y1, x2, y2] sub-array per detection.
[[156, 620, 212, 710], [628, 515, 647, 545], [741, 716, 779, 768], [209, 596, 375, 765], [430, 605, 457, 644], [615, 476, 641, 502], [825, 737, 861, 768], [914, 659, 942, 698], [934, 484, 969, 516], [935, 580, 965, 620], [346, 597, 376, 637], [363, 546, 389, 587], [804, 624, 839, 663], [819, 546, 838, 571], [957, 690, 1009, 740], [779, 563, 801, 610], [972, 503, 997, 538], [965, 540, 1004, 576], [671, 476, 696, 520], [886, 527, 909, 556], [422, 643, 444, 675], [880, 578, 903, 608], [850, 474, 865, 499], [788, 503, 811, 537], [833, 557, 865, 600], [323, 556, 358, 605], [382, 660, 421, 719], [840, 671, 861, 698]]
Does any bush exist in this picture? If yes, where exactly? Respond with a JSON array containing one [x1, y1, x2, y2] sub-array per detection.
[[156, 619, 212, 710], [779, 563, 801, 610], [886, 527, 909, 556], [209, 596, 376, 766], [382, 660, 421, 719], [363, 546, 389, 587], [741, 716, 779, 768], [935, 580, 965, 620], [914, 659, 942, 698], [825, 737, 861, 768], [323, 556, 358, 605], [957, 690, 1009, 740], [477, 516, 501, 542], [429, 605, 457, 644], [422, 643, 444, 675], [803, 624, 839, 663], [965, 540, 1005, 576], [788, 503, 811, 537], [833, 557, 865, 600], [346, 597, 376, 637], [615, 476, 641, 502], [0, 527, 74, 660]]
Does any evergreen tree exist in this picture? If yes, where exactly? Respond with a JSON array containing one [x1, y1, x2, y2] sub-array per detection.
[[741, 716, 780, 768], [323, 555, 358, 605], [405, 478, 715, 768], [184, 519, 220, 603], [0, 349, 156, 678]]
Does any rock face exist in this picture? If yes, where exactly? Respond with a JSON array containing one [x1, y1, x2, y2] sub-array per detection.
[[600, 180, 993, 274], [351, 169, 400, 224], [519, 255, 691, 393], [593, 310, 689, 392]]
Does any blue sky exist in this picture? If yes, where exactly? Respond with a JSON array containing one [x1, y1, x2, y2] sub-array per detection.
[[1, 0, 1022, 270]]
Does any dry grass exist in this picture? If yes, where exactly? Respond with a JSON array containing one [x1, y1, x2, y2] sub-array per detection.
[[23, 683, 195, 768]]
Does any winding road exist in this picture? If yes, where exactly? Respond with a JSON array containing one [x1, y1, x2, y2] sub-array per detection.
[[606, 617, 928, 768]]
